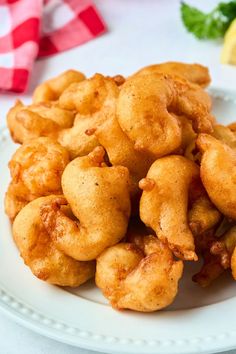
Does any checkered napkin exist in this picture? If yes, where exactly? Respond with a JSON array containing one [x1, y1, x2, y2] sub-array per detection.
[[0, 0, 106, 93]]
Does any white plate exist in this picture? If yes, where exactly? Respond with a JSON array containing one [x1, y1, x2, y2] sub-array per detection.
[[1, 90, 236, 354]]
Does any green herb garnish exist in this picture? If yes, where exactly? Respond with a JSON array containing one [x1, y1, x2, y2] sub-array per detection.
[[181, 1, 236, 39]]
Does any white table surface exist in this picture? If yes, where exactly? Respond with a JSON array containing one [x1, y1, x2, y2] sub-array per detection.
[[1, 0, 236, 353]]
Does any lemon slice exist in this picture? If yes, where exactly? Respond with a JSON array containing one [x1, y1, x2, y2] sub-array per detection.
[[221, 18, 236, 65]]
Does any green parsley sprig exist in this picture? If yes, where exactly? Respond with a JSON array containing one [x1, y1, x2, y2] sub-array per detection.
[[181, 1, 236, 39]]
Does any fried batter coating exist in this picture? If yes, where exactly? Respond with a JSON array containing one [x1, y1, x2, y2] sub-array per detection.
[[192, 251, 225, 287], [184, 139, 202, 163], [58, 114, 100, 159], [231, 247, 236, 279], [13, 196, 95, 287], [193, 226, 236, 286], [228, 122, 236, 133], [197, 134, 236, 219], [111, 74, 126, 86], [59, 73, 118, 113], [117, 73, 213, 158], [212, 226, 236, 274], [96, 235, 183, 312], [189, 190, 222, 236], [189, 197, 221, 235], [191, 228, 225, 287], [139, 155, 199, 261], [40, 147, 131, 260], [94, 114, 155, 206], [212, 124, 236, 149], [33, 70, 85, 103], [7, 100, 75, 144], [134, 62, 211, 87], [176, 114, 197, 152], [58, 74, 119, 158], [5, 137, 69, 220]]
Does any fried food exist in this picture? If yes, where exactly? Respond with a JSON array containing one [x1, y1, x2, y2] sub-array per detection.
[[13, 196, 95, 287], [58, 114, 100, 159], [6, 62, 236, 308], [184, 139, 202, 163], [189, 186, 222, 236], [5, 137, 69, 220], [197, 134, 236, 219], [33, 70, 85, 103], [176, 114, 197, 152], [212, 124, 236, 149], [117, 73, 213, 158], [212, 226, 236, 275], [139, 155, 199, 260], [134, 62, 211, 87], [59, 73, 118, 113], [193, 226, 236, 287], [228, 122, 236, 133], [189, 196, 221, 235], [193, 250, 226, 287], [96, 235, 183, 312], [40, 147, 131, 260], [7, 100, 75, 144], [58, 74, 119, 158], [94, 114, 155, 211]]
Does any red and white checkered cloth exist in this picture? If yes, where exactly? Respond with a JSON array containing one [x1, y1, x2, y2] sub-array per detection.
[[0, 0, 106, 93]]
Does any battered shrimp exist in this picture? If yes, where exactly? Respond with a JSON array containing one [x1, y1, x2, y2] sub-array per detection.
[[96, 235, 183, 312], [197, 134, 236, 219], [5, 137, 69, 220], [212, 124, 236, 149], [94, 114, 155, 211], [188, 182, 222, 236], [58, 114, 100, 159], [139, 155, 199, 261], [40, 147, 131, 260], [134, 62, 211, 87], [13, 196, 95, 287], [58, 74, 119, 158], [117, 73, 213, 158], [59, 73, 118, 113], [33, 70, 86, 103], [7, 100, 75, 144], [193, 226, 236, 286], [175, 114, 197, 152]]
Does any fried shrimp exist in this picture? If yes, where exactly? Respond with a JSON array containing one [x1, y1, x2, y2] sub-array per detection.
[[189, 196, 221, 235], [7, 100, 76, 144], [94, 114, 155, 209], [175, 114, 197, 152], [5, 137, 69, 220], [211, 226, 236, 278], [197, 134, 236, 219], [33, 70, 86, 103], [13, 196, 95, 287], [134, 62, 211, 87], [117, 73, 213, 158], [193, 226, 236, 286], [59, 73, 118, 113], [40, 147, 131, 260], [139, 155, 199, 261], [58, 74, 119, 158], [58, 114, 100, 159], [96, 235, 183, 312], [188, 182, 222, 236], [212, 124, 236, 149]]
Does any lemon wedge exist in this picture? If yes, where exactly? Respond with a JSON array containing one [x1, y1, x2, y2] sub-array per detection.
[[221, 18, 236, 65]]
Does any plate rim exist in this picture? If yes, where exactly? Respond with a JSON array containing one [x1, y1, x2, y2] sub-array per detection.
[[0, 283, 236, 354], [1, 88, 236, 354]]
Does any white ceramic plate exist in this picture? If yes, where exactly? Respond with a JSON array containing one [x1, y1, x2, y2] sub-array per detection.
[[1, 89, 236, 354]]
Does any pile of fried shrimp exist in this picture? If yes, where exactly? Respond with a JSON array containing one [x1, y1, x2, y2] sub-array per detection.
[[5, 62, 236, 312]]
